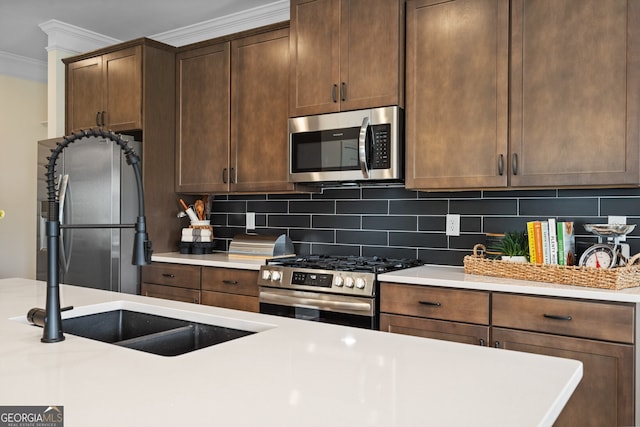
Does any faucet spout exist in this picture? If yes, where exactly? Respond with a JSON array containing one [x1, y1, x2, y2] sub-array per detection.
[[41, 129, 152, 343]]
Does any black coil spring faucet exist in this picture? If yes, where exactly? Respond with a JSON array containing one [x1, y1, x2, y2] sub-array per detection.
[[40, 129, 152, 343]]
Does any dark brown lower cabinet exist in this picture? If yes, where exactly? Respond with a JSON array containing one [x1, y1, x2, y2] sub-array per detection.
[[380, 314, 489, 346], [200, 267, 259, 313], [380, 283, 636, 426], [492, 327, 634, 427], [141, 282, 200, 304]]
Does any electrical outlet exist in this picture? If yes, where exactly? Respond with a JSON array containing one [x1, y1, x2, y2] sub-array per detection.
[[446, 214, 460, 236], [246, 212, 256, 231]]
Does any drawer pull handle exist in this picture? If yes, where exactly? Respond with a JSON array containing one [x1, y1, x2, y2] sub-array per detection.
[[162, 273, 176, 278], [543, 314, 572, 321], [479, 339, 486, 346], [223, 280, 239, 285], [418, 300, 441, 307], [494, 341, 500, 348]]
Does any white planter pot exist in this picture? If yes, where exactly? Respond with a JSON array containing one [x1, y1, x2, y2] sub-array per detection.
[[501, 256, 528, 263]]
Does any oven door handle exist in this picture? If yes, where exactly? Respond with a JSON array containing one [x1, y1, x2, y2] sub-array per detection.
[[358, 116, 373, 179], [259, 290, 373, 315]]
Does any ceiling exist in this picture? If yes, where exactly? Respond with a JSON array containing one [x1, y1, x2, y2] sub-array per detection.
[[0, 0, 282, 63]]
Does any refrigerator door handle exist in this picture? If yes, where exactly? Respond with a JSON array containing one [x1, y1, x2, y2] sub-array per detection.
[[58, 175, 72, 274]]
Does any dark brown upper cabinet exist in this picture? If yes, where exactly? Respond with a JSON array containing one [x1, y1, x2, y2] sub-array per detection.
[[406, 0, 640, 190], [63, 39, 178, 252], [509, 0, 640, 187], [289, 0, 405, 117], [66, 45, 142, 133], [405, 0, 509, 190], [176, 25, 305, 194], [175, 41, 231, 193]]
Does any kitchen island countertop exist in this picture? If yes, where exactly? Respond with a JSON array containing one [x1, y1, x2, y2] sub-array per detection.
[[0, 278, 581, 426]]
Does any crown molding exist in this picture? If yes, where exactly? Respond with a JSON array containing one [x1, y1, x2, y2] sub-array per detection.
[[0, 51, 47, 83], [151, 0, 290, 47], [38, 19, 122, 56]]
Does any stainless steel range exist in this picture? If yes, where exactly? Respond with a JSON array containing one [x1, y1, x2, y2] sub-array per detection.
[[258, 255, 423, 329]]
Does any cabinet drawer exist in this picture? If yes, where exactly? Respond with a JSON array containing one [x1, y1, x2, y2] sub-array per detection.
[[141, 283, 200, 304], [380, 313, 490, 346], [141, 263, 201, 289], [201, 267, 259, 296], [492, 293, 635, 344], [380, 283, 490, 325], [201, 290, 259, 312]]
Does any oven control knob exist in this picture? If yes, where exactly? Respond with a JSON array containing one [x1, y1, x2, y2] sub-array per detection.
[[271, 270, 282, 282], [345, 277, 355, 288], [334, 276, 344, 287], [355, 277, 366, 289], [261, 270, 271, 280]]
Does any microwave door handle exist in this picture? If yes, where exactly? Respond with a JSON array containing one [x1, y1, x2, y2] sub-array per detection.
[[358, 116, 371, 178]]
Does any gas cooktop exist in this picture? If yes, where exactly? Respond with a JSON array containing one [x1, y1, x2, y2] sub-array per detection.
[[266, 255, 423, 274]]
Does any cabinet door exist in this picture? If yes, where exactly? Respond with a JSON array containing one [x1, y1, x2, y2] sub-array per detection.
[[492, 327, 634, 427], [405, 0, 509, 190], [141, 263, 201, 289], [141, 282, 201, 304], [289, 0, 341, 116], [201, 267, 258, 296], [381, 313, 490, 346], [201, 290, 259, 312], [339, 0, 404, 111], [175, 42, 231, 193], [102, 46, 142, 131], [231, 28, 296, 192], [67, 56, 103, 132], [509, 0, 640, 187]]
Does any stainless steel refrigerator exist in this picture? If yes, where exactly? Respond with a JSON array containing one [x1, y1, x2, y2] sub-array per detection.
[[36, 136, 141, 294]]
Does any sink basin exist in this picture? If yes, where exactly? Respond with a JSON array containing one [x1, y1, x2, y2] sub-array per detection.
[[62, 309, 256, 356]]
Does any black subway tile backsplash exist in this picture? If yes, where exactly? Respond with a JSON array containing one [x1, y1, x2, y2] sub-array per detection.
[[363, 215, 417, 231], [313, 215, 361, 229], [337, 230, 388, 246], [208, 186, 640, 265], [290, 200, 335, 214], [336, 200, 388, 214], [389, 199, 448, 215], [268, 214, 310, 228], [519, 198, 598, 216]]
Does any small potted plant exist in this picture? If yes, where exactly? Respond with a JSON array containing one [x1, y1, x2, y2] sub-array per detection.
[[490, 230, 529, 263]]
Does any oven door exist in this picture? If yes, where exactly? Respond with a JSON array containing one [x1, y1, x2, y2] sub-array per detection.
[[259, 287, 377, 329]]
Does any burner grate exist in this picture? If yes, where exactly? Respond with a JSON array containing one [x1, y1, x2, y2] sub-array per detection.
[[267, 255, 423, 273]]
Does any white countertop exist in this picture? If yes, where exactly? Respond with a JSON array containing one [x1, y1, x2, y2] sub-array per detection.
[[0, 278, 581, 427], [379, 265, 640, 303], [152, 252, 266, 270]]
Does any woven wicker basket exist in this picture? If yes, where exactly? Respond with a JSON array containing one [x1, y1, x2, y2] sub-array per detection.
[[464, 244, 640, 290]]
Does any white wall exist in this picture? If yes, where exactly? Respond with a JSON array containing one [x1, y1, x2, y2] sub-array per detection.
[[0, 74, 47, 279]]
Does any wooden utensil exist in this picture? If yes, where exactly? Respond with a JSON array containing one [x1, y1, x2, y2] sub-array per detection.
[[194, 199, 205, 220]]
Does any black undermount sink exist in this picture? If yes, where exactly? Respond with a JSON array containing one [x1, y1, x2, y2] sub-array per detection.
[[62, 309, 256, 357]]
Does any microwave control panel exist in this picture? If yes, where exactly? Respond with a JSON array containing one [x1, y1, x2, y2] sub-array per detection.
[[371, 124, 391, 169]]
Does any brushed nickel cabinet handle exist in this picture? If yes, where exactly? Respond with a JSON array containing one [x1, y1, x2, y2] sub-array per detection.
[[498, 154, 504, 176], [222, 168, 228, 184], [332, 84, 338, 103], [223, 280, 239, 285], [340, 82, 346, 101], [512, 153, 518, 175], [162, 273, 175, 278]]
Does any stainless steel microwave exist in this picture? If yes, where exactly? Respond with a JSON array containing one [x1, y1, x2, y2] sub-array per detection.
[[289, 106, 403, 183]]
